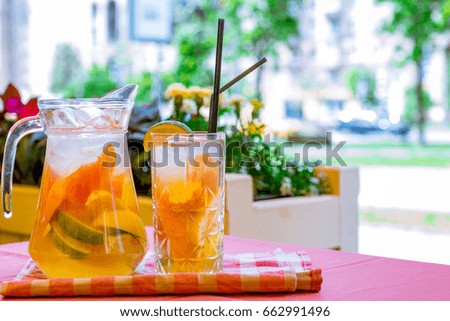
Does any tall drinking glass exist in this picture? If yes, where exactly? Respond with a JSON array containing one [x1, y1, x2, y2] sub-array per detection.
[[150, 132, 225, 273]]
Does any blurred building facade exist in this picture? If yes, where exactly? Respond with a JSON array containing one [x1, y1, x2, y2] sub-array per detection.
[[0, 0, 174, 98], [0, 0, 30, 93], [262, 0, 448, 131], [0, 0, 447, 126]]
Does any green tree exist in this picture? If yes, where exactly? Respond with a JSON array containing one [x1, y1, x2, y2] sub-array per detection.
[[377, 0, 448, 144], [50, 44, 83, 95], [170, 0, 299, 98], [447, 45, 450, 123], [218, 0, 300, 98], [82, 65, 117, 98], [170, 5, 216, 87], [404, 86, 433, 125], [129, 71, 153, 106], [346, 67, 378, 107]]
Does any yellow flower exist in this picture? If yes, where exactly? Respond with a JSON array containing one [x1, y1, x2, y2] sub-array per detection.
[[164, 83, 188, 99], [238, 119, 266, 136], [247, 121, 266, 136], [186, 86, 212, 107], [250, 98, 264, 109], [250, 98, 264, 117], [229, 94, 245, 107], [187, 86, 212, 98]]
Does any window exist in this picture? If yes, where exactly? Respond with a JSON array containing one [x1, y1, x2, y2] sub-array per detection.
[[327, 13, 340, 34], [322, 99, 343, 111], [92, 3, 97, 17], [330, 68, 339, 82], [92, 3, 97, 45], [107, 1, 118, 42], [285, 101, 303, 119]]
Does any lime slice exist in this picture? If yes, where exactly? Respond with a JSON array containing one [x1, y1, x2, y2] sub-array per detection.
[[143, 120, 192, 151], [50, 222, 93, 259], [55, 211, 105, 245]]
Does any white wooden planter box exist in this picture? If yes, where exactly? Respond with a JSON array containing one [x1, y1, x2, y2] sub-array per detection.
[[225, 167, 359, 253]]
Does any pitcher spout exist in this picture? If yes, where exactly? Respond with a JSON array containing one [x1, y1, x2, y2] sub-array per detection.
[[100, 84, 138, 102]]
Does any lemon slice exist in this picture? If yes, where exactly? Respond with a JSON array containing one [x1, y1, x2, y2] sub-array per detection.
[[143, 121, 192, 151]]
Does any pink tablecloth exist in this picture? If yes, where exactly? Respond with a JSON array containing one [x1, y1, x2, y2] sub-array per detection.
[[1, 228, 450, 301]]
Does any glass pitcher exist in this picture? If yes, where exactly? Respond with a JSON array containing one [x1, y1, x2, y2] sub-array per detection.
[[1, 85, 148, 278]]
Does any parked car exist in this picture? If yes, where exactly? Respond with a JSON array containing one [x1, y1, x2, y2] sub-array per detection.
[[384, 120, 411, 136], [337, 110, 411, 136], [337, 110, 380, 134]]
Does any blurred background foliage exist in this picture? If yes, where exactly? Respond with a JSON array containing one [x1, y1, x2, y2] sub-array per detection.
[[376, 0, 449, 144], [346, 67, 378, 107], [168, 0, 300, 98], [13, 0, 448, 196]]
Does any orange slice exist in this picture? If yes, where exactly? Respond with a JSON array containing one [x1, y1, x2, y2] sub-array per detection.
[[92, 210, 146, 240], [143, 121, 192, 151], [121, 175, 139, 213], [188, 154, 220, 197], [85, 190, 128, 214]]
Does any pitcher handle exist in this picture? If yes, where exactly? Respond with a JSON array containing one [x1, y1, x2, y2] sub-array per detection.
[[1, 116, 44, 218]]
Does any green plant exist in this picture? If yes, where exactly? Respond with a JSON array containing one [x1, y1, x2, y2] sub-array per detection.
[[128, 71, 153, 106], [83, 65, 118, 98], [50, 43, 83, 97], [225, 127, 321, 198], [162, 83, 327, 199]]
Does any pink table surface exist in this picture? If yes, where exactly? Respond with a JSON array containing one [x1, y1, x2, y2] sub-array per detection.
[[1, 228, 450, 301]]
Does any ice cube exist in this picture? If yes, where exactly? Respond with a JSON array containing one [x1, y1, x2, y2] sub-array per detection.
[[53, 107, 79, 128], [152, 143, 189, 184], [46, 135, 81, 175], [76, 105, 114, 129]]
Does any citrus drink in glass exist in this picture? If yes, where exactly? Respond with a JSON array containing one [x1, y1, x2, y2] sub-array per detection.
[[150, 132, 225, 273]]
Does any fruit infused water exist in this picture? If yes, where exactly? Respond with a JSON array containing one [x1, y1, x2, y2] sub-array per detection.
[[29, 133, 148, 278], [150, 132, 225, 273], [1, 85, 148, 278]]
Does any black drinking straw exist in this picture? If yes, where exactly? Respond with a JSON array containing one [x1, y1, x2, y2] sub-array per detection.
[[208, 19, 225, 133], [220, 57, 267, 93]]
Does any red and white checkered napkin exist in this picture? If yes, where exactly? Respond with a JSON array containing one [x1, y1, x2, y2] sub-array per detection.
[[1, 249, 322, 297]]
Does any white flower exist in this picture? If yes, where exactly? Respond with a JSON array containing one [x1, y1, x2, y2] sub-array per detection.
[[219, 92, 229, 109], [180, 99, 197, 115], [280, 177, 293, 196], [229, 94, 245, 106], [4, 112, 18, 122]]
